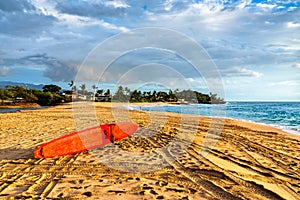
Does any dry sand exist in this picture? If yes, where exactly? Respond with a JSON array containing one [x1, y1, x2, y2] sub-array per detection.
[[0, 102, 300, 199]]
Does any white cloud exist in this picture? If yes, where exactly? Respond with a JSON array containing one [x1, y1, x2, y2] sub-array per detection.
[[30, 0, 129, 31], [270, 80, 300, 86], [186, 77, 195, 82], [104, 0, 130, 8], [264, 21, 274, 25], [286, 22, 300, 28], [0, 66, 11, 77], [222, 67, 263, 78], [292, 63, 300, 69], [100, 20, 129, 32], [57, 13, 129, 32], [256, 3, 276, 10], [237, 68, 263, 78]]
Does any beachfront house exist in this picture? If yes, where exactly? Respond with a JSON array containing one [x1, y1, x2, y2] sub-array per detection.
[[95, 94, 111, 102], [13, 97, 24, 103]]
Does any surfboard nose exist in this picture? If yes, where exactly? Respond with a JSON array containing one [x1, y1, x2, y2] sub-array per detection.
[[111, 122, 139, 140]]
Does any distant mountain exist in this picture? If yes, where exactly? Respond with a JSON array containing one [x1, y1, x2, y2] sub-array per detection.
[[0, 81, 44, 90]]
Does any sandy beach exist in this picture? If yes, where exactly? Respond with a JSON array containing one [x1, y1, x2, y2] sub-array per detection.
[[0, 102, 300, 199]]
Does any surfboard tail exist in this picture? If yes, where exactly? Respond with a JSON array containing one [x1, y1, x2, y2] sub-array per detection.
[[34, 122, 138, 158]]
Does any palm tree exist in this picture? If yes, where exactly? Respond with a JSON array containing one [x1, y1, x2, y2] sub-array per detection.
[[104, 89, 110, 96], [68, 80, 77, 92], [80, 84, 87, 95], [92, 84, 98, 94], [68, 80, 74, 88], [124, 87, 131, 98], [96, 89, 104, 96], [113, 86, 127, 102], [72, 85, 77, 92]]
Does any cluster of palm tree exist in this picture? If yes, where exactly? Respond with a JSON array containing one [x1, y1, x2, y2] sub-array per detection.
[[111, 86, 225, 104], [68, 81, 111, 96], [67, 80, 225, 103]]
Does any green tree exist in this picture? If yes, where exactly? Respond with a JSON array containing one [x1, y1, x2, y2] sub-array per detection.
[[4, 89, 13, 99], [43, 84, 61, 94], [151, 90, 157, 102], [32, 90, 54, 106], [72, 85, 77, 92], [92, 84, 98, 94], [79, 84, 87, 95], [96, 89, 104, 96], [68, 80, 74, 88], [168, 89, 177, 102], [146, 91, 151, 100], [52, 93, 64, 105], [130, 90, 142, 102], [142, 91, 147, 100], [0, 89, 5, 104], [5, 85, 13, 93], [4, 85, 36, 102], [209, 92, 224, 103], [11, 85, 25, 96], [156, 91, 168, 102], [104, 89, 110, 96], [80, 84, 86, 91], [113, 86, 127, 102], [124, 87, 130, 95], [68, 80, 77, 92], [21, 92, 38, 102]]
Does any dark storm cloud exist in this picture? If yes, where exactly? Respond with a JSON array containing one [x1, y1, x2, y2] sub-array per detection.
[[2, 54, 77, 81], [55, 0, 127, 18], [22, 54, 77, 81], [0, 0, 56, 37], [0, 11, 56, 36]]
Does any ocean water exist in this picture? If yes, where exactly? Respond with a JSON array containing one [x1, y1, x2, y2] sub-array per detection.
[[126, 102, 300, 135], [2, 102, 299, 135]]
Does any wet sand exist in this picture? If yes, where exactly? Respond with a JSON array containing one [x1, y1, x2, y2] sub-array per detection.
[[0, 102, 300, 199]]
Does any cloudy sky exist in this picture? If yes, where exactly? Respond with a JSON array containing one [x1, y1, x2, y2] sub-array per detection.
[[0, 0, 299, 101]]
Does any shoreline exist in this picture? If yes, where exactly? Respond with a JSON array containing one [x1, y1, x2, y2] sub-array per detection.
[[93, 102, 300, 138], [1, 101, 298, 137], [1, 103, 300, 199]]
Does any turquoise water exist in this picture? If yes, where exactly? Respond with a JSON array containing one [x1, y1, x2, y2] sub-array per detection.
[[2, 102, 299, 134], [126, 102, 300, 134]]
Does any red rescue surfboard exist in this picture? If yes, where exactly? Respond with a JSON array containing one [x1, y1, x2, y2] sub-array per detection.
[[34, 122, 138, 158]]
